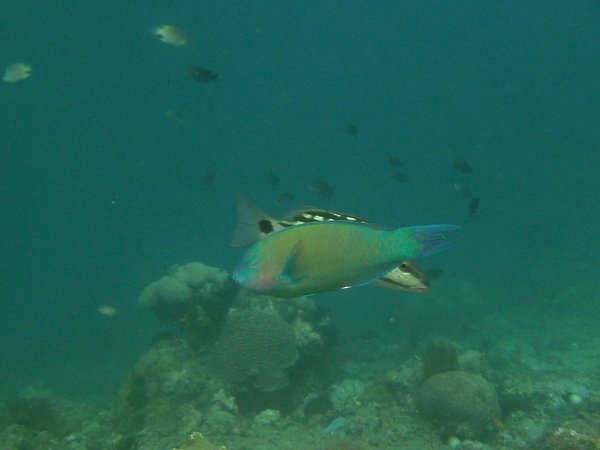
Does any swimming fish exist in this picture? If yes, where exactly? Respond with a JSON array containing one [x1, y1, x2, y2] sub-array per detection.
[[3, 63, 32, 83], [307, 180, 334, 200], [186, 65, 218, 83], [453, 182, 473, 199], [202, 170, 217, 185], [266, 174, 280, 186], [275, 192, 295, 205], [98, 305, 118, 317], [154, 25, 189, 47], [232, 197, 457, 297], [345, 123, 358, 135], [230, 195, 430, 292], [469, 197, 481, 217], [233, 220, 458, 298], [452, 158, 473, 174], [387, 156, 403, 167], [391, 171, 408, 183]]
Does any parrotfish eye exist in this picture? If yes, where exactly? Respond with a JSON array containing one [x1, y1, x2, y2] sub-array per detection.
[[400, 262, 409, 270]]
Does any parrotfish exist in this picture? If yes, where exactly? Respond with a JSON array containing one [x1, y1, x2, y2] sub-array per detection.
[[231, 195, 430, 293], [232, 207, 458, 299]]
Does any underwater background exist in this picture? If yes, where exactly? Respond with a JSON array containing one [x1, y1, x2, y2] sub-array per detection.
[[1, 1, 600, 449]]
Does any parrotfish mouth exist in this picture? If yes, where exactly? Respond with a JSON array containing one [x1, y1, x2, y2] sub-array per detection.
[[232, 267, 275, 294], [410, 286, 430, 293]]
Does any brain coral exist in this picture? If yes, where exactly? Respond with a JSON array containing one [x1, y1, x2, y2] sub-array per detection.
[[212, 309, 299, 392], [419, 371, 500, 434]]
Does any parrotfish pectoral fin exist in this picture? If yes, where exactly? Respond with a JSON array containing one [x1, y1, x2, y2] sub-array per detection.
[[279, 240, 306, 284], [230, 194, 274, 247], [406, 224, 460, 257]]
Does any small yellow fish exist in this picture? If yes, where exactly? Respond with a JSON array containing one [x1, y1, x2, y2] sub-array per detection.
[[154, 25, 189, 47], [98, 305, 118, 317], [3, 63, 32, 83]]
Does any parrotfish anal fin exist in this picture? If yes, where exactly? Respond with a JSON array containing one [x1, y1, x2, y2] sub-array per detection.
[[406, 224, 461, 257], [279, 240, 306, 284], [230, 194, 273, 247]]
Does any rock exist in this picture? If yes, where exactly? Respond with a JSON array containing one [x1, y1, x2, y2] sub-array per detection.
[[419, 371, 500, 437]]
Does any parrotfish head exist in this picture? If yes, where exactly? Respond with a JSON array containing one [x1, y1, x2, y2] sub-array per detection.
[[231, 265, 274, 294]]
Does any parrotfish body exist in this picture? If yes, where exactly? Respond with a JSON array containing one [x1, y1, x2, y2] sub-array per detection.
[[232, 221, 458, 298], [231, 195, 431, 293]]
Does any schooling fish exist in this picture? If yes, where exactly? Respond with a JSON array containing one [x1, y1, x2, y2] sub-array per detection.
[[232, 221, 458, 298], [231, 195, 430, 293]]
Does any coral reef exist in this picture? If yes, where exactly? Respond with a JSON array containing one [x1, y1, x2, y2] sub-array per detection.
[[138, 262, 238, 347], [419, 371, 500, 438], [212, 308, 299, 392], [422, 337, 460, 379], [172, 431, 226, 450], [535, 426, 600, 450], [330, 379, 365, 412]]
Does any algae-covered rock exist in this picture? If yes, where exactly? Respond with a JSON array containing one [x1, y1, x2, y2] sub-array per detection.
[[419, 371, 500, 435], [254, 409, 281, 427], [172, 431, 226, 450]]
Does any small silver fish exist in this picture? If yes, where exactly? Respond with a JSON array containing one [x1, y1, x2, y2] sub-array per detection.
[[231, 195, 431, 293]]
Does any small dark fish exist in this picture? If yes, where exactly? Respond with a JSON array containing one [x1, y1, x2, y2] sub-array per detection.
[[266, 174, 280, 186], [453, 182, 473, 199], [452, 158, 473, 174], [275, 192, 295, 205], [388, 156, 403, 167], [202, 170, 216, 185], [391, 171, 408, 183], [186, 65, 218, 83], [164, 110, 183, 125], [307, 180, 334, 200], [469, 197, 480, 217], [345, 123, 358, 135]]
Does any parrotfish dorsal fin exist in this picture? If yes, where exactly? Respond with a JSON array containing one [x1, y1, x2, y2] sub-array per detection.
[[230, 194, 276, 247]]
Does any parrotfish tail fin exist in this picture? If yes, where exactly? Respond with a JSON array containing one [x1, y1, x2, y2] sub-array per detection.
[[230, 194, 274, 247], [406, 224, 461, 257]]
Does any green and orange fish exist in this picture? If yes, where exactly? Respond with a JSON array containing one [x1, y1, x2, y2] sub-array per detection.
[[231, 198, 459, 298], [231, 195, 431, 293]]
